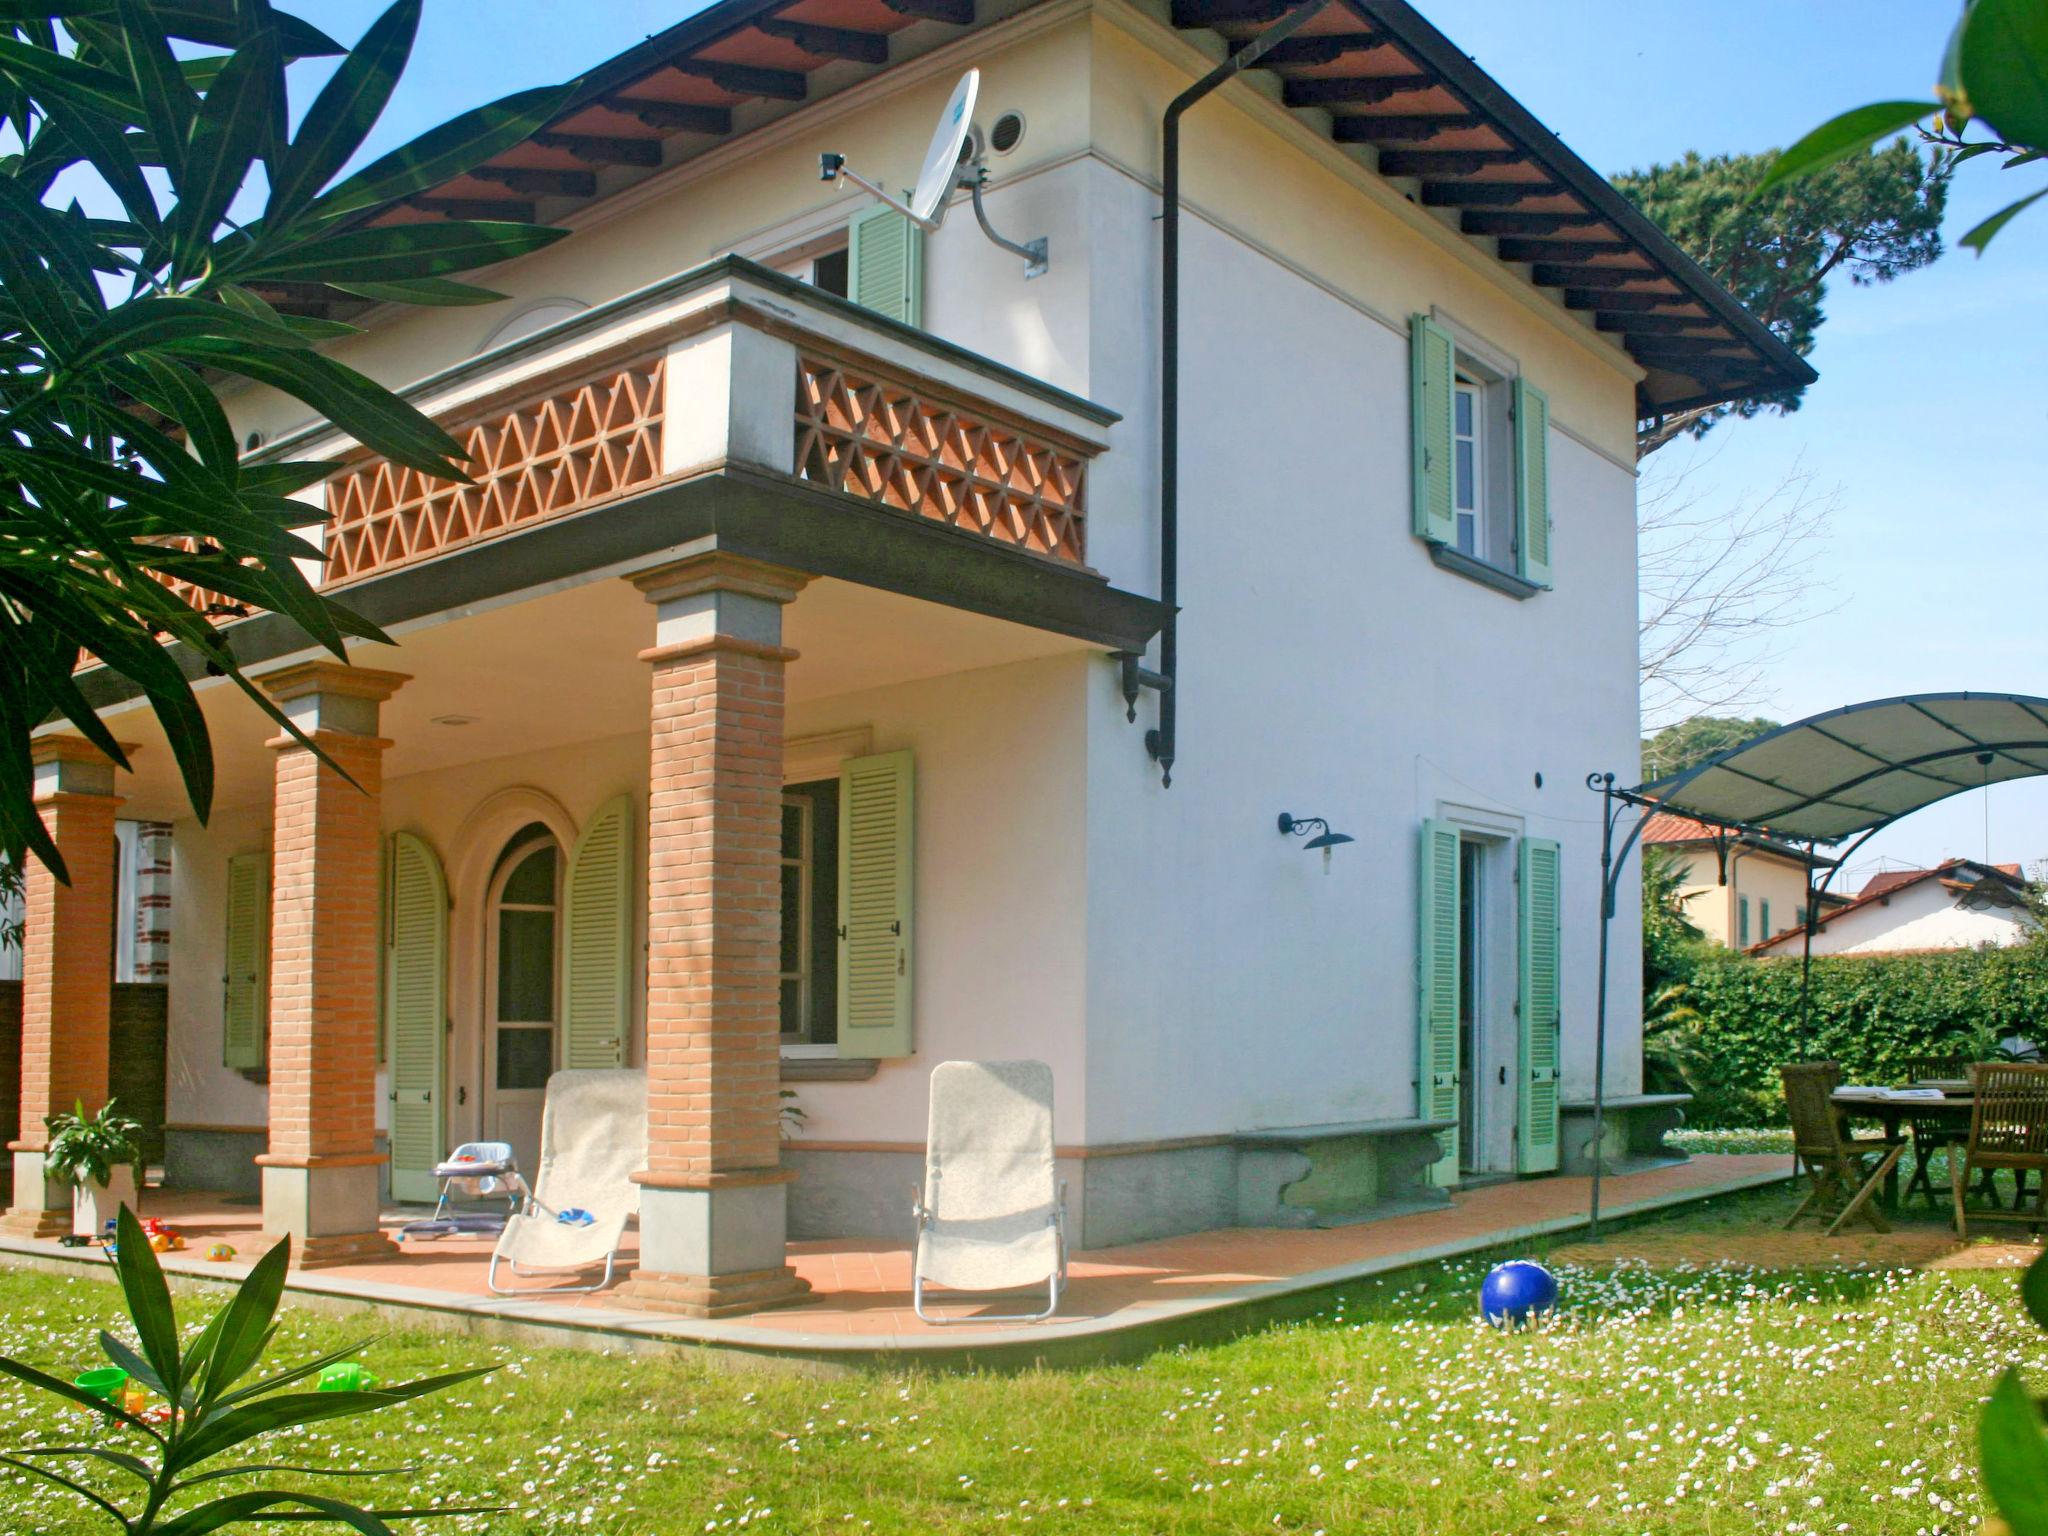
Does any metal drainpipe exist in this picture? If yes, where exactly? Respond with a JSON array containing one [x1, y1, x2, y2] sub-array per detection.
[[1149, 0, 1333, 786]]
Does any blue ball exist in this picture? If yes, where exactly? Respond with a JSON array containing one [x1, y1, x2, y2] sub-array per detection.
[[1480, 1260, 1558, 1329]]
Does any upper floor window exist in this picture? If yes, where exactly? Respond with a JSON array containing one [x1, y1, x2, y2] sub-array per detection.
[[1410, 315, 1551, 596]]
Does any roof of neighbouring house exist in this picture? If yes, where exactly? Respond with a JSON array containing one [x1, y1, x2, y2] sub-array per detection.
[[271, 0, 1812, 417], [1749, 858, 2034, 954], [1641, 811, 1835, 868]]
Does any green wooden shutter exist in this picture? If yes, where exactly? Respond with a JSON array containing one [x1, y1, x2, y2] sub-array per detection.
[[222, 852, 268, 1071], [562, 794, 632, 1070], [1517, 837, 1563, 1174], [848, 204, 923, 327], [837, 750, 914, 1059], [385, 831, 447, 1203], [1738, 895, 1751, 947], [1761, 898, 1773, 938], [1513, 377, 1552, 586], [1410, 315, 1455, 545], [1416, 819, 1461, 1185]]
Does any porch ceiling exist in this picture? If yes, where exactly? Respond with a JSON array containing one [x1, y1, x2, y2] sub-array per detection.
[[86, 575, 1092, 822]]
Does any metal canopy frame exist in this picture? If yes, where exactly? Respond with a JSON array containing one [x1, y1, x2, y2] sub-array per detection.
[[1582, 691, 2048, 1238]]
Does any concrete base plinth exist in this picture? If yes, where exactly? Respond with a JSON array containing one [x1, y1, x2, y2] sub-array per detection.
[[2, 1150, 73, 1238], [259, 1160, 395, 1268], [614, 1177, 810, 1318]]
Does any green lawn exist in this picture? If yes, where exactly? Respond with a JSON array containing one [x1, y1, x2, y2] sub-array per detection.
[[0, 1189, 2024, 1535]]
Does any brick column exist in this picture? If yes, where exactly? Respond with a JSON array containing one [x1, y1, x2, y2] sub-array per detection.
[[4, 737, 128, 1237], [615, 552, 812, 1318], [253, 662, 408, 1267]]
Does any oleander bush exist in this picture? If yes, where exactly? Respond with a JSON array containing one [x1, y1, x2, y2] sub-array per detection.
[[1677, 942, 2048, 1127]]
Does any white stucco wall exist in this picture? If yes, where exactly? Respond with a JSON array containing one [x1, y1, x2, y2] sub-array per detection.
[[1078, 161, 1643, 1148], [1798, 880, 2038, 956]]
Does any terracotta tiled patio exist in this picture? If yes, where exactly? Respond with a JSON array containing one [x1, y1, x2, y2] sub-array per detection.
[[0, 1156, 1791, 1365]]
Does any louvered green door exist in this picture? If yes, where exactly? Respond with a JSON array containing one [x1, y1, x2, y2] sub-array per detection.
[[848, 204, 923, 326], [562, 795, 632, 1070], [386, 832, 446, 1203], [222, 852, 268, 1070], [837, 750, 914, 1059], [1518, 838, 1563, 1173], [1417, 819, 1462, 1185]]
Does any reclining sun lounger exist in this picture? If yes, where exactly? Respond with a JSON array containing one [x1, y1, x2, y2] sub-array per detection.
[[487, 1069, 646, 1295], [912, 1059, 1067, 1323]]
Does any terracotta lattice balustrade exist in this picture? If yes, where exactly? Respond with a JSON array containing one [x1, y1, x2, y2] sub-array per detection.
[[794, 356, 1088, 564], [322, 355, 666, 585]]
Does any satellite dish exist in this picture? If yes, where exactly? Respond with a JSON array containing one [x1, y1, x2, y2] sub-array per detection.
[[910, 69, 979, 227], [816, 66, 1047, 278]]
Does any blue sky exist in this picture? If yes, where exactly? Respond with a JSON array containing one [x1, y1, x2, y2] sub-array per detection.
[[291, 1, 2046, 886]]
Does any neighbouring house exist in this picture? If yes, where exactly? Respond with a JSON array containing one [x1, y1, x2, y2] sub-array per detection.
[[1750, 859, 2040, 956], [11, 0, 1808, 1314], [1642, 812, 1848, 951]]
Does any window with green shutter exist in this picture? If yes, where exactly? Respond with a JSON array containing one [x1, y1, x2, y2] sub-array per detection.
[[1517, 838, 1563, 1173], [1512, 377, 1551, 587], [222, 852, 268, 1071], [561, 795, 632, 1071], [1416, 819, 1462, 1186], [1738, 895, 1751, 947], [1411, 317, 1553, 593], [385, 831, 447, 1204], [848, 205, 923, 327], [837, 750, 914, 1059], [1409, 315, 1455, 545], [1761, 898, 1773, 938]]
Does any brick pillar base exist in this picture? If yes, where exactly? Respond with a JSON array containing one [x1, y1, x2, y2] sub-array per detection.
[[257, 664, 408, 1269], [612, 554, 811, 1318], [4, 738, 127, 1239]]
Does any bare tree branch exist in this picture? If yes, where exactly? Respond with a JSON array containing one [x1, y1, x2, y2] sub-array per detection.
[[1639, 446, 1839, 731]]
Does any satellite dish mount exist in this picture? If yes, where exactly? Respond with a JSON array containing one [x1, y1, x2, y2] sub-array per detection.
[[819, 69, 1049, 279]]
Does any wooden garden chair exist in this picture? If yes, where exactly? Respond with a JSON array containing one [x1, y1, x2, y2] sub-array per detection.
[[1953, 1063, 2048, 1238], [1782, 1062, 1906, 1236], [1899, 1055, 1982, 1209]]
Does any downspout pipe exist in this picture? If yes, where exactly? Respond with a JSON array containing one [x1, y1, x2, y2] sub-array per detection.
[[1151, 0, 1333, 786]]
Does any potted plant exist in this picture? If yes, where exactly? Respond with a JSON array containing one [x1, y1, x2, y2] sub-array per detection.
[[44, 1099, 142, 1238]]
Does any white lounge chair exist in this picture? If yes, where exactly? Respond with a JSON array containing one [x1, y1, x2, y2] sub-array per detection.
[[912, 1060, 1067, 1323], [487, 1069, 646, 1295]]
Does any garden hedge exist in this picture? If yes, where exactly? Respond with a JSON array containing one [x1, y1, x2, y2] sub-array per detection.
[[1680, 943, 2048, 1128]]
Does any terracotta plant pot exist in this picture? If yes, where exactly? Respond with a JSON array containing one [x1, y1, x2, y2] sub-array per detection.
[[72, 1164, 138, 1239]]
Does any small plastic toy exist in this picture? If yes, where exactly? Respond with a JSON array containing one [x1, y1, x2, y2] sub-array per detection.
[[316, 1362, 379, 1392], [1480, 1260, 1559, 1330], [119, 1382, 150, 1417], [555, 1207, 595, 1227], [205, 1242, 236, 1262], [74, 1367, 127, 1401]]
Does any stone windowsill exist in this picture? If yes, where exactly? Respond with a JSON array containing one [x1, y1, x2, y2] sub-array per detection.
[[1427, 540, 1543, 600]]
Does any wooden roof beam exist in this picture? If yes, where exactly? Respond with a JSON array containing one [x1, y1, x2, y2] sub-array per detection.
[[881, 0, 973, 24], [755, 17, 889, 63], [1255, 33, 1382, 68], [1596, 313, 1725, 335], [534, 130, 664, 166], [1495, 237, 1634, 263], [1170, 0, 1312, 23], [611, 97, 733, 134], [1531, 261, 1668, 290], [670, 59, 806, 100], [1376, 148, 1522, 177], [1459, 209, 1605, 234], [1285, 72, 1433, 108], [1565, 289, 1681, 312], [1332, 113, 1478, 143], [470, 165, 598, 198], [411, 194, 535, 221], [1421, 180, 1564, 207]]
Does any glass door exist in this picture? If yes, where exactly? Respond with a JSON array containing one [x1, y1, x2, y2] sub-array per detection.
[[486, 835, 559, 1175]]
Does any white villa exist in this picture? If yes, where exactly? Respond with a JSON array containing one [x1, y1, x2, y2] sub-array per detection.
[[11, 0, 1808, 1315]]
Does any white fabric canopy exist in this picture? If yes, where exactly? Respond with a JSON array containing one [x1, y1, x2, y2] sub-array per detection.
[[1631, 693, 2048, 845]]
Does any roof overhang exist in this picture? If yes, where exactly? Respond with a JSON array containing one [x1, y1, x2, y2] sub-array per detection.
[[259, 0, 1808, 421]]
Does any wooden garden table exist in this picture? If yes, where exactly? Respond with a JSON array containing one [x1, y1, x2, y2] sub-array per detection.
[[1831, 1085, 1973, 1210]]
